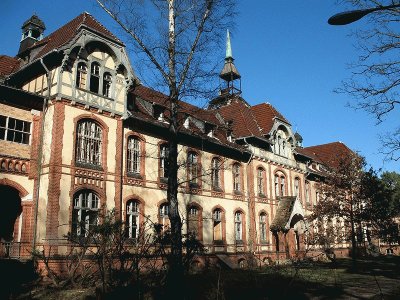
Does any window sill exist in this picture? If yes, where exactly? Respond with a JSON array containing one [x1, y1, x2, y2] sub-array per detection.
[[127, 172, 143, 180], [189, 182, 200, 189], [233, 190, 243, 196], [75, 162, 103, 171], [213, 240, 225, 246], [258, 193, 266, 198], [212, 186, 223, 192], [235, 240, 244, 245]]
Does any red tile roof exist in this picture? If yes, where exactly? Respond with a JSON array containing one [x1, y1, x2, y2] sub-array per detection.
[[15, 12, 122, 71], [250, 102, 290, 133], [133, 85, 221, 125], [130, 85, 246, 152], [0, 55, 19, 77], [301, 142, 354, 169], [215, 97, 264, 138]]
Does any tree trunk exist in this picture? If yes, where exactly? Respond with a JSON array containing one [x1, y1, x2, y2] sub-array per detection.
[[350, 197, 357, 267], [166, 2, 184, 297]]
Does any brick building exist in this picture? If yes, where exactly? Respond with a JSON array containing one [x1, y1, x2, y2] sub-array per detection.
[[0, 13, 353, 266]]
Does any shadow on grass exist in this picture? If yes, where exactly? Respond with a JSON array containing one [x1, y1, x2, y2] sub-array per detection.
[[331, 256, 400, 280]]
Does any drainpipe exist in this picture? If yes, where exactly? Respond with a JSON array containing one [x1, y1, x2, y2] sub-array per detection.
[[32, 58, 51, 254]]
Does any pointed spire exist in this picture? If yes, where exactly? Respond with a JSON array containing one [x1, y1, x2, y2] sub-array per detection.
[[220, 29, 241, 82], [226, 29, 233, 59]]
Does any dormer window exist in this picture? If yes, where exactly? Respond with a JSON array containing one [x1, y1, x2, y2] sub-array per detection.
[[154, 105, 165, 122], [90, 62, 100, 93], [205, 123, 214, 137], [102, 72, 112, 97], [183, 117, 189, 129], [76, 62, 87, 89]]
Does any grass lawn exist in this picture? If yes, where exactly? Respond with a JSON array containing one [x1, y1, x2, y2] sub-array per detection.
[[4, 256, 400, 300]]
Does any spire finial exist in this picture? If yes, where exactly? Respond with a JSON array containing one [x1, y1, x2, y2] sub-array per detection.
[[226, 29, 233, 59]]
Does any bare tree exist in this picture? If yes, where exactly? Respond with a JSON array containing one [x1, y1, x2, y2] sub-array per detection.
[[335, 0, 400, 160], [95, 0, 236, 297], [311, 152, 366, 263]]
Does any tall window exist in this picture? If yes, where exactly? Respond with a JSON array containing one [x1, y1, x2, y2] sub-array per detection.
[[76, 62, 87, 89], [0, 115, 31, 145], [235, 211, 243, 242], [305, 181, 311, 204], [90, 62, 100, 93], [274, 175, 279, 198], [72, 190, 100, 237], [213, 208, 223, 242], [233, 163, 241, 192], [127, 137, 141, 175], [280, 177, 285, 196], [257, 168, 265, 197], [126, 200, 140, 239], [259, 213, 268, 243], [274, 173, 286, 198], [294, 177, 300, 200], [159, 203, 170, 229], [187, 152, 198, 185], [211, 158, 221, 189], [160, 144, 169, 179], [75, 120, 102, 166], [187, 205, 201, 240], [103, 72, 112, 97]]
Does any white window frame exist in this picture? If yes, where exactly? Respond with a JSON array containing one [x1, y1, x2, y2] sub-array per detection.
[[0, 115, 31, 145], [259, 213, 267, 242], [127, 137, 141, 175], [126, 200, 140, 239], [235, 211, 243, 241], [233, 163, 241, 192], [76, 120, 102, 167], [211, 158, 221, 189], [72, 190, 100, 237], [160, 144, 169, 179], [187, 152, 198, 185]]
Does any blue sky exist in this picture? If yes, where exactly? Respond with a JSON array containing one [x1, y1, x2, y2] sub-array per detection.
[[1, 0, 398, 173]]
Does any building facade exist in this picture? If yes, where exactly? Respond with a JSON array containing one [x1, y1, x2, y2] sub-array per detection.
[[0, 13, 352, 266]]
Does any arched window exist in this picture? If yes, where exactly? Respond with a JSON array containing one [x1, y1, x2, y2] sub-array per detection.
[[274, 175, 279, 198], [126, 200, 140, 239], [76, 62, 87, 89], [187, 152, 198, 186], [127, 136, 141, 175], [187, 205, 201, 240], [159, 203, 170, 229], [72, 190, 100, 237], [280, 176, 285, 196], [233, 163, 241, 192], [274, 172, 286, 198], [235, 211, 243, 242], [259, 213, 268, 243], [213, 208, 224, 242], [305, 181, 311, 204], [103, 72, 112, 97], [211, 158, 221, 190], [257, 167, 266, 197], [294, 177, 301, 200], [159, 144, 169, 179], [75, 120, 102, 167], [90, 62, 101, 93]]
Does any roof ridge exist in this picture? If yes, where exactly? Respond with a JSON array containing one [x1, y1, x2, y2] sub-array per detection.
[[81, 12, 123, 44]]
